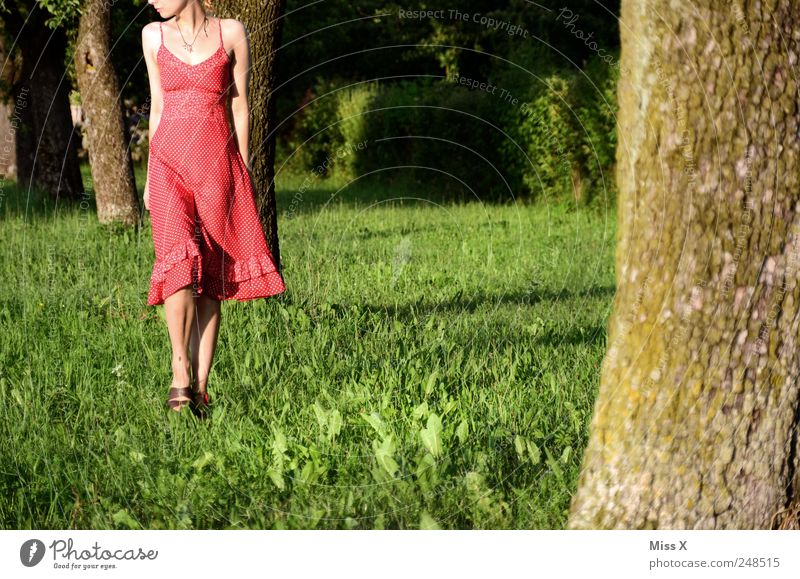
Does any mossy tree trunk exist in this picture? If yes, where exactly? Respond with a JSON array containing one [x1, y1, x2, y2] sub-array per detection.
[[216, 0, 287, 272], [569, 0, 800, 529], [73, 0, 140, 225]]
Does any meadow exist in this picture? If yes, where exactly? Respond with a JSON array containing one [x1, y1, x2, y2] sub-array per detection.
[[0, 167, 616, 529]]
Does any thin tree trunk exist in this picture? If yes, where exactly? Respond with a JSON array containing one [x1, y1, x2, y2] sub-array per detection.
[[3, 4, 84, 201], [73, 0, 140, 225], [569, 0, 800, 529], [216, 0, 287, 272]]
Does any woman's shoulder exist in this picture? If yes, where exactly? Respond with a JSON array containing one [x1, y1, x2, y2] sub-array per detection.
[[142, 20, 163, 36], [141, 21, 163, 54], [219, 17, 247, 39]]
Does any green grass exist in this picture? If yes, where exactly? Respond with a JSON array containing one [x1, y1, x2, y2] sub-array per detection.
[[0, 165, 617, 529]]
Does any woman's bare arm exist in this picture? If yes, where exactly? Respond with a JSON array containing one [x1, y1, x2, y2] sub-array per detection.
[[143, 22, 164, 176], [227, 19, 251, 170]]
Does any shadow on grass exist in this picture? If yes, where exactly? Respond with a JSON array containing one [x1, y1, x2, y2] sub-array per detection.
[[2, 163, 151, 224], [5, 163, 580, 223], [350, 284, 615, 317], [535, 323, 608, 347], [275, 172, 569, 219], [309, 284, 614, 347], [0, 179, 87, 222]]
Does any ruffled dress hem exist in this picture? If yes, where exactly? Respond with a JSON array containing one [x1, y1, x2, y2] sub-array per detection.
[[146, 239, 286, 306]]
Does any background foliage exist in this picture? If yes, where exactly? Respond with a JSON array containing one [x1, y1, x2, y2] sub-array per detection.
[[2, 0, 621, 204]]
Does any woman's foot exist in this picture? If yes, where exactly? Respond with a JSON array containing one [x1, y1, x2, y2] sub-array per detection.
[[166, 383, 192, 411], [167, 359, 193, 412], [190, 378, 210, 420]]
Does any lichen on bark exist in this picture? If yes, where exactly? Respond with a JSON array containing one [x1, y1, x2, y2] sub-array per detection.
[[568, 0, 800, 529]]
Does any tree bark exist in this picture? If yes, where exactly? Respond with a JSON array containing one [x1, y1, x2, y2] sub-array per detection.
[[3, 3, 84, 201], [568, 0, 800, 529], [73, 0, 140, 225], [217, 0, 287, 272]]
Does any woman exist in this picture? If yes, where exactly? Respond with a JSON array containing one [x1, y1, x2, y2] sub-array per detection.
[[142, 0, 285, 418]]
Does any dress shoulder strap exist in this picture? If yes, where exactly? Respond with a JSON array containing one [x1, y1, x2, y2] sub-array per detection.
[[217, 18, 223, 49], [159, 22, 163, 46]]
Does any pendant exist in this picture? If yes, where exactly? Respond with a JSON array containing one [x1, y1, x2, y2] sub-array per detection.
[[183, 42, 193, 52]]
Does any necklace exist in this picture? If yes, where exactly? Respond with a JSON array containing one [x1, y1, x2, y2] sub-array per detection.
[[175, 15, 208, 53]]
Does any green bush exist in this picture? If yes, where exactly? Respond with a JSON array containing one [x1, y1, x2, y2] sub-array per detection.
[[282, 78, 383, 180], [514, 74, 577, 202], [284, 75, 517, 198], [336, 80, 380, 176], [572, 56, 619, 206], [493, 44, 619, 206], [281, 49, 619, 205], [352, 79, 518, 199], [282, 76, 346, 178]]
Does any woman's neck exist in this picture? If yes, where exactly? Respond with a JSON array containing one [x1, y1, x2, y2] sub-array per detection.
[[174, 6, 207, 31]]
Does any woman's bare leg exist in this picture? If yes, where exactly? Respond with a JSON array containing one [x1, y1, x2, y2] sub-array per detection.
[[189, 294, 222, 394], [164, 285, 196, 408]]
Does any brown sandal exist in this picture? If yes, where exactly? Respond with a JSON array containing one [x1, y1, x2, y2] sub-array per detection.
[[190, 388, 210, 420], [166, 385, 192, 412]]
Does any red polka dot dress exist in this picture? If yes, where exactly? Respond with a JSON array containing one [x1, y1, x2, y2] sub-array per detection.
[[146, 18, 286, 306]]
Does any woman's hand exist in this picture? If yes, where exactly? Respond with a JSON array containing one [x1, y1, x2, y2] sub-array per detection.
[[144, 180, 150, 211]]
